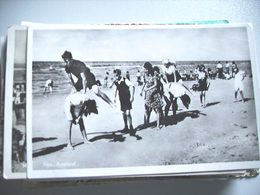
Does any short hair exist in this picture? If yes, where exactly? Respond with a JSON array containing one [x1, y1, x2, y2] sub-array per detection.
[[153, 66, 160, 73], [114, 69, 121, 76], [143, 62, 154, 75], [62, 50, 72, 60], [199, 64, 205, 71]]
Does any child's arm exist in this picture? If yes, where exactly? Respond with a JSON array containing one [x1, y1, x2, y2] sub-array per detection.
[[114, 88, 118, 103], [130, 85, 135, 103], [140, 82, 146, 96], [109, 81, 115, 88]]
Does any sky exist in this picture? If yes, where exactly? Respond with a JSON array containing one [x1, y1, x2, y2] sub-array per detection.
[[31, 26, 250, 62]]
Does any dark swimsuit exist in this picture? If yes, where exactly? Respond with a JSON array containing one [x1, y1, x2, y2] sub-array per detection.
[[114, 78, 132, 111], [65, 59, 96, 91]]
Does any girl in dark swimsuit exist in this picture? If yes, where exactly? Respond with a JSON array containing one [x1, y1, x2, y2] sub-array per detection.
[[62, 50, 114, 106]]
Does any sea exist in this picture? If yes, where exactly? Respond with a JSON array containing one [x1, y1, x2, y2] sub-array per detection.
[[31, 60, 252, 96]]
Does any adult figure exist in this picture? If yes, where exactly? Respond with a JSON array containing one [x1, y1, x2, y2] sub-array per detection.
[[161, 59, 182, 117], [141, 62, 164, 129]]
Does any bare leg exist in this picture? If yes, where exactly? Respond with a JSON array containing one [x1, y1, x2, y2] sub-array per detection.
[[127, 110, 133, 128], [122, 112, 128, 131], [67, 121, 74, 149], [43, 87, 47, 95], [164, 95, 171, 117], [155, 108, 160, 129], [126, 110, 135, 135], [234, 90, 238, 101], [200, 91, 203, 106], [79, 118, 90, 144], [95, 89, 114, 106], [172, 98, 178, 116], [202, 91, 206, 107], [158, 107, 164, 128], [144, 105, 151, 126], [240, 90, 245, 102]]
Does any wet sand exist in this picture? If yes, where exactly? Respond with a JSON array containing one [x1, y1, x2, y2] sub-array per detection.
[[31, 77, 259, 170]]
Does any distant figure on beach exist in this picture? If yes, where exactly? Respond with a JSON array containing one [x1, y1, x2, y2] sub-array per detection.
[[234, 67, 246, 102], [197, 64, 209, 107], [216, 61, 224, 79], [126, 71, 130, 81], [49, 65, 55, 71], [43, 79, 54, 94], [64, 92, 98, 149], [231, 61, 238, 78], [141, 62, 164, 129], [113, 69, 135, 135], [104, 72, 109, 88], [225, 61, 230, 75], [136, 70, 143, 86], [61, 50, 113, 106]]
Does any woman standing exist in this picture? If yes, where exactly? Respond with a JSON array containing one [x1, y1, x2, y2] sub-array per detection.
[[197, 64, 208, 107], [142, 62, 164, 129]]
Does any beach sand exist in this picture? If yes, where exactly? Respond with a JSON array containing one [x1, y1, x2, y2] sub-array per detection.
[[31, 77, 259, 170]]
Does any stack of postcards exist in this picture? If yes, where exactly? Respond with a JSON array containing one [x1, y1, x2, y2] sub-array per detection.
[[0, 22, 260, 180]]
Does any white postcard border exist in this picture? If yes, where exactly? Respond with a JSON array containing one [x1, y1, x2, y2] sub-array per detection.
[[26, 23, 260, 179]]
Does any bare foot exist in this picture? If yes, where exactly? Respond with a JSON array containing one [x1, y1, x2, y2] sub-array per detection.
[[66, 144, 74, 150]]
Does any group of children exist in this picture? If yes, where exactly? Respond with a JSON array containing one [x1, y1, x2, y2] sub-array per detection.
[[62, 51, 136, 149], [60, 51, 247, 149]]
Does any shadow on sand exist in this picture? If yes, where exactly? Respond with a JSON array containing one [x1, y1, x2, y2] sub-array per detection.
[[205, 101, 221, 107], [32, 137, 57, 143], [165, 109, 207, 126], [90, 132, 126, 142], [238, 97, 254, 102], [88, 129, 142, 142], [136, 109, 207, 131], [33, 144, 67, 157]]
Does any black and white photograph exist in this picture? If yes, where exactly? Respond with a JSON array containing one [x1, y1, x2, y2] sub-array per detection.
[[0, 36, 7, 175], [26, 24, 260, 179], [3, 26, 27, 179]]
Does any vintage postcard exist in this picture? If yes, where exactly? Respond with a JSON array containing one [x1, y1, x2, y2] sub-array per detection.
[[3, 26, 27, 179], [0, 36, 7, 175], [26, 24, 260, 179]]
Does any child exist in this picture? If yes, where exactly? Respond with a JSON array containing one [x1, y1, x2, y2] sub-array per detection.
[[113, 69, 135, 135], [234, 68, 246, 102], [43, 79, 54, 94], [61, 50, 114, 106], [197, 64, 208, 107], [64, 92, 98, 149]]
